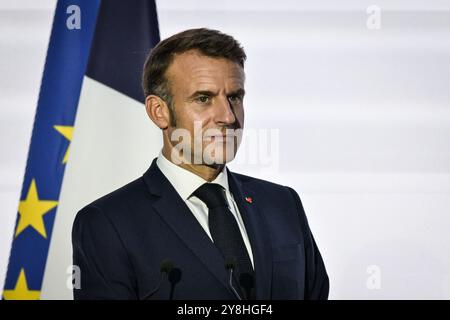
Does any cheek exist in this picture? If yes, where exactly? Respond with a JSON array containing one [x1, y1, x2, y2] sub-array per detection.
[[192, 110, 215, 129], [175, 105, 203, 126], [178, 109, 214, 140]]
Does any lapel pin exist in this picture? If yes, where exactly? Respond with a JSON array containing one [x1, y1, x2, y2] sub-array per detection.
[[245, 196, 253, 204]]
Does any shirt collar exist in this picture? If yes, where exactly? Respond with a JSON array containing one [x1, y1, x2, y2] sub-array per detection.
[[156, 150, 230, 201]]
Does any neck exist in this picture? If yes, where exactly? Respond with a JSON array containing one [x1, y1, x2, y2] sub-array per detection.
[[162, 146, 224, 182]]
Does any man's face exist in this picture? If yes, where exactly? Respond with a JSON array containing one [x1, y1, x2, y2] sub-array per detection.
[[165, 50, 245, 166]]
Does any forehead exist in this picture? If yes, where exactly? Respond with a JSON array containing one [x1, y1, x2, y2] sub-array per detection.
[[166, 50, 245, 90]]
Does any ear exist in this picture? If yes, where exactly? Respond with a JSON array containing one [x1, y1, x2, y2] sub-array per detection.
[[145, 95, 171, 129]]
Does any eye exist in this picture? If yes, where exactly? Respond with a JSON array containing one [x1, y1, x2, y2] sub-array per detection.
[[195, 95, 211, 104], [228, 95, 243, 104]]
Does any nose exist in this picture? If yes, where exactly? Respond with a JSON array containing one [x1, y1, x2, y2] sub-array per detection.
[[215, 95, 236, 125]]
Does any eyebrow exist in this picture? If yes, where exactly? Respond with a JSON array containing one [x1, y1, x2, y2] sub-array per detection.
[[229, 88, 246, 97], [188, 90, 217, 100], [187, 88, 246, 100]]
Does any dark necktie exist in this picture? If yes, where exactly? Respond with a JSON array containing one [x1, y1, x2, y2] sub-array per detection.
[[193, 183, 255, 299]]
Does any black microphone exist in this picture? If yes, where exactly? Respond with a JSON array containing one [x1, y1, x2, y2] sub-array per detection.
[[168, 267, 182, 300], [142, 259, 173, 300], [224, 257, 242, 300]]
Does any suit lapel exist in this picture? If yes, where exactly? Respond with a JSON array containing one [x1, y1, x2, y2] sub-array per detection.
[[227, 170, 273, 300], [142, 159, 232, 294]]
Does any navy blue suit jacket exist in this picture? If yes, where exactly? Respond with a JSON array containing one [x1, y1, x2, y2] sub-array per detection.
[[72, 158, 329, 300]]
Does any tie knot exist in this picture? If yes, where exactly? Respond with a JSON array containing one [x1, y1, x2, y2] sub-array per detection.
[[193, 183, 228, 209]]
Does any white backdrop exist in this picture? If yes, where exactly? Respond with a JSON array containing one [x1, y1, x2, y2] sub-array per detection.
[[1, 0, 449, 299]]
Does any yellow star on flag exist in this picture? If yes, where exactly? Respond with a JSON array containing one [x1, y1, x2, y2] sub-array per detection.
[[15, 179, 58, 239], [54, 125, 74, 164], [2, 269, 40, 300]]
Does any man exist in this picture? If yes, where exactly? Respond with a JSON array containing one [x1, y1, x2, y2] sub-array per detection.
[[72, 28, 329, 300]]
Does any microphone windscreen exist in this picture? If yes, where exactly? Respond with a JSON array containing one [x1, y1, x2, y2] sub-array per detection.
[[224, 256, 237, 270], [160, 259, 174, 273]]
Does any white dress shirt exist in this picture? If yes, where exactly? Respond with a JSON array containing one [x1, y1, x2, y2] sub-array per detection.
[[156, 151, 254, 267]]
